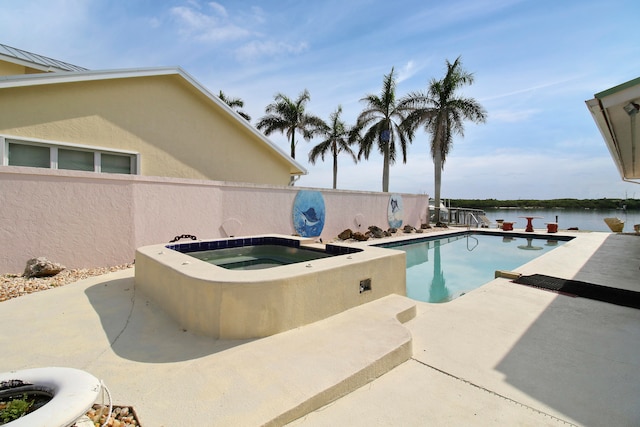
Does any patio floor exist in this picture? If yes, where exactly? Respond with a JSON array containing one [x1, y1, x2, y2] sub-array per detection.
[[1, 230, 639, 425]]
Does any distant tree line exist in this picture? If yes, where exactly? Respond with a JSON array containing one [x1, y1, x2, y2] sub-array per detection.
[[449, 198, 640, 211]]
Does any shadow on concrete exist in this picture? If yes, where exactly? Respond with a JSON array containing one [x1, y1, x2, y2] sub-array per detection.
[[495, 234, 640, 425], [84, 274, 252, 363]]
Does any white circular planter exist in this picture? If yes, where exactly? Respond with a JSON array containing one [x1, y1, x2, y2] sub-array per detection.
[[0, 367, 101, 427]]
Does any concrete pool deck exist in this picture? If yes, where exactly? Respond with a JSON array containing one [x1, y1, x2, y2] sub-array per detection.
[[1, 230, 639, 425]]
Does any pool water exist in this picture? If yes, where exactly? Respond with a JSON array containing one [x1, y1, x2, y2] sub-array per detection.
[[188, 244, 332, 270], [382, 233, 568, 303]]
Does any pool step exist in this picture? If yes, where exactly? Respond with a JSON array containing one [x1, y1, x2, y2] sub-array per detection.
[[204, 294, 416, 426]]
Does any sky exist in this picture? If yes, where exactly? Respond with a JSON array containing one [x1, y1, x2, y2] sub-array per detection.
[[2, 0, 640, 200]]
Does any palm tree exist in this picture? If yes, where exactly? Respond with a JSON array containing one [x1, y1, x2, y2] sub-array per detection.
[[352, 67, 412, 192], [256, 89, 325, 160], [402, 57, 487, 222], [309, 106, 357, 189], [218, 90, 251, 121]]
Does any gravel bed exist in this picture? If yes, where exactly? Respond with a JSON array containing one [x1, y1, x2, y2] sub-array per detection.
[[0, 264, 134, 303]]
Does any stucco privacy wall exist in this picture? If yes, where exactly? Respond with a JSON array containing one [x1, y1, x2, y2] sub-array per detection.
[[1, 167, 429, 273], [1, 168, 135, 273]]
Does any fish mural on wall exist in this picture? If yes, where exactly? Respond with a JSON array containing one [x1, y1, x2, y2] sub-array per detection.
[[293, 190, 325, 237], [388, 193, 403, 228]]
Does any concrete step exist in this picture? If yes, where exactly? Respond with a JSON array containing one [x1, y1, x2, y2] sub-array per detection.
[[202, 294, 416, 426]]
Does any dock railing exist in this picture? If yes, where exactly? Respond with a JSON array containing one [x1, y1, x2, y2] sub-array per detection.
[[443, 207, 487, 228]]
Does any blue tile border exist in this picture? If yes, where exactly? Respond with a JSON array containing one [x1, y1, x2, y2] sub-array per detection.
[[167, 236, 307, 254], [166, 236, 363, 256], [325, 244, 361, 255]]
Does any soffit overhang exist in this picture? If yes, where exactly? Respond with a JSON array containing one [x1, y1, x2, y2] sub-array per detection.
[[586, 76, 640, 181]]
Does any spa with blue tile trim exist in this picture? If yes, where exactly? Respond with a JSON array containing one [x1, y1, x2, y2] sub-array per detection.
[[135, 235, 406, 339]]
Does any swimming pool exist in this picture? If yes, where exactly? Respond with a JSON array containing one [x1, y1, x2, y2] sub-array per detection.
[[380, 232, 571, 303], [187, 245, 333, 270]]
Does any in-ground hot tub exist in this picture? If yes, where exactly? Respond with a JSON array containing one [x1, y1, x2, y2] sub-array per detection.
[[185, 241, 334, 270], [135, 235, 406, 339]]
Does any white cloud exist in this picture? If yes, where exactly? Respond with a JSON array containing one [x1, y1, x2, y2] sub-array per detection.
[[297, 146, 631, 200], [396, 60, 420, 83], [208, 2, 228, 18], [170, 4, 250, 42], [479, 74, 582, 103], [235, 40, 309, 61]]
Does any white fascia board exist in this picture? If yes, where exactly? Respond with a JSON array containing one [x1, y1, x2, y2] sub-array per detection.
[[597, 85, 640, 109], [0, 67, 180, 88]]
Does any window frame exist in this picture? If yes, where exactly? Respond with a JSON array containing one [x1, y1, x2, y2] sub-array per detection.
[[1, 135, 140, 175]]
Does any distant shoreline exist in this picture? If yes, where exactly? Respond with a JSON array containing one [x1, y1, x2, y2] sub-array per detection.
[[448, 198, 639, 211]]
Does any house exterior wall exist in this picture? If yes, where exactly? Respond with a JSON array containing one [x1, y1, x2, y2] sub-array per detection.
[[0, 167, 429, 273], [0, 74, 296, 185], [0, 61, 45, 76]]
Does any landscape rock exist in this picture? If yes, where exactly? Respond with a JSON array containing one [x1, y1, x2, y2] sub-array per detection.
[[367, 225, 385, 239], [23, 257, 66, 278], [352, 232, 369, 241], [338, 229, 353, 240], [403, 225, 416, 233]]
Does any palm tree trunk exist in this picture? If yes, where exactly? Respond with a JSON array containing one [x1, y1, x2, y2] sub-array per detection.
[[382, 141, 390, 192], [434, 149, 442, 222], [290, 133, 296, 159], [332, 151, 338, 189]]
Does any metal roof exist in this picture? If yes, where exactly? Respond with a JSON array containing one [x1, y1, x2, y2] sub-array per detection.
[[0, 43, 88, 72], [586, 77, 640, 183]]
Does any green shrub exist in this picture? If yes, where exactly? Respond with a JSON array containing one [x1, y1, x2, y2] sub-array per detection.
[[0, 394, 34, 424]]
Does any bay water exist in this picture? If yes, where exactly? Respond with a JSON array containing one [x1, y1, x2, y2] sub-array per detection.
[[483, 208, 640, 232]]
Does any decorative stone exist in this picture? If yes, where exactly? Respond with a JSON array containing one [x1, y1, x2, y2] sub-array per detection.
[[338, 229, 353, 240], [387, 227, 397, 234], [23, 257, 66, 278], [352, 232, 369, 241], [403, 225, 415, 233], [435, 222, 448, 228], [367, 225, 385, 239], [420, 223, 431, 229]]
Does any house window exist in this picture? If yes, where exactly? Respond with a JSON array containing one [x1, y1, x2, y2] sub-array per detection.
[[8, 143, 50, 168], [58, 148, 95, 171], [101, 153, 133, 174], [2, 136, 139, 175]]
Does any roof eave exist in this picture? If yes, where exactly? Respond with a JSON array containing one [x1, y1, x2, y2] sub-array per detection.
[[587, 77, 640, 181], [586, 98, 627, 179]]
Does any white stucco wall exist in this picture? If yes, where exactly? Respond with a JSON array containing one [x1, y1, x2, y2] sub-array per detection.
[[0, 167, 429, 273]]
